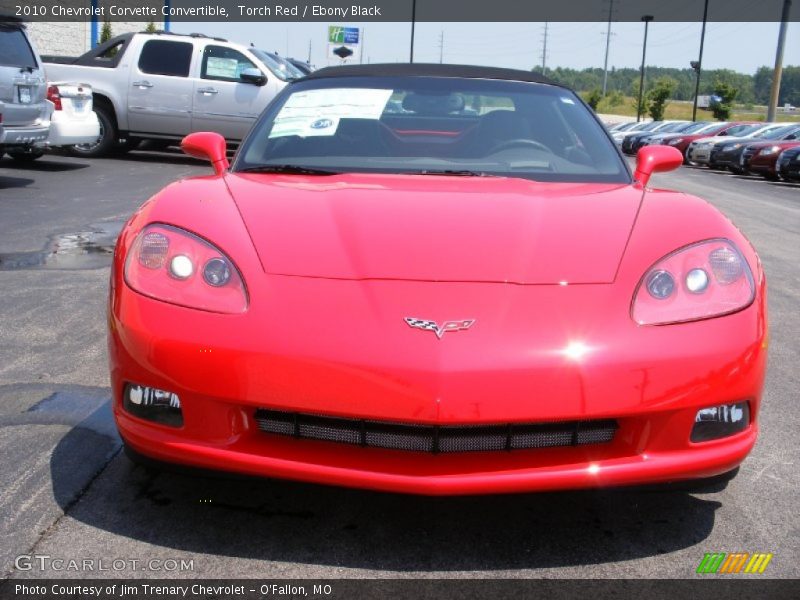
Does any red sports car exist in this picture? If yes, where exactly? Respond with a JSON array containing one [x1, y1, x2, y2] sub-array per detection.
[[109, 64, 767, 495]]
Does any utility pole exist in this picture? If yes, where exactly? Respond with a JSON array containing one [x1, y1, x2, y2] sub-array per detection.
[[540, 22, 549, 75], [307, 39, 311, 63], [602, 0, 614, 95], [360, 28, 366, 64], [438, 30, 444, 63], [636, 15, 654, 122], [691, 0, 710, 121], [767, 0, 792, 122], [409, 0, 416, 62]]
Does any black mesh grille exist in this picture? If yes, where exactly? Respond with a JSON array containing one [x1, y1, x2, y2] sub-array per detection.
[[254, 409, 618, 454]]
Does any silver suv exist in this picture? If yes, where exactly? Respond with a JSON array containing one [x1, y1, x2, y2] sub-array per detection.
[[0, 16, 50, 159]]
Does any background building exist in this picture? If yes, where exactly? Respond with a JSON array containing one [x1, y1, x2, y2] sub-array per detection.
[[26, 1, 167, 58]]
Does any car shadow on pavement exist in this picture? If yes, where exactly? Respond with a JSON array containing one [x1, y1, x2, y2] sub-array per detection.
[[0, 158, 90, 172], [102, 150, 209, 168], [46, 402, 724, 572], [0, 175, 34, 189]]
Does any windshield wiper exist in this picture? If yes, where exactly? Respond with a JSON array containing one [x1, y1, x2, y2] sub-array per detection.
[[237, 164, 339, 175], [411, 169, 494, 177]]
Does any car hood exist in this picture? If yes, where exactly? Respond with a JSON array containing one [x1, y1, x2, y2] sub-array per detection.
[[224, 173, 642, 284]]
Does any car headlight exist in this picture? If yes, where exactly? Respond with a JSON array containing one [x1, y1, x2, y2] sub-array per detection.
[[632, 239, 755, 325], [724, 143, 743, 151], [759, 145, 781, 156], [124, 224, 248, 314], [668, 138, 684, 145]]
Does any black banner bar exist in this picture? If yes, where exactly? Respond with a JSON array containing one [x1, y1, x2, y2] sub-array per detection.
[[2, 579, 799, 600], [1, 0, 798, 23]]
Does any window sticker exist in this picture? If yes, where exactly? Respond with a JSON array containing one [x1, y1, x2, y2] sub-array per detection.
[[206, 56, 240, 79], [269, 88, 393, 138]]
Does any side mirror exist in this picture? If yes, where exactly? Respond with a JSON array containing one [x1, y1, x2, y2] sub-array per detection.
[[634, 145, 683, 186], [181, 132, 229, 176], [240, 67, 267, 86]]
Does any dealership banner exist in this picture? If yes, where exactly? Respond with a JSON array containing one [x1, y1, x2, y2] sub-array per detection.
[[1, 0, 798, 22], [2, 579, 799, 600]]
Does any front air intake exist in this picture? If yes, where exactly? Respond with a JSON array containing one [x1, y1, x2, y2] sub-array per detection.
[[254, 409, 618, 454]]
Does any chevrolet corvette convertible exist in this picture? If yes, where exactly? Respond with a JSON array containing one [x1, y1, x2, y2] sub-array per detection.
[[109, 64, 767, 495]]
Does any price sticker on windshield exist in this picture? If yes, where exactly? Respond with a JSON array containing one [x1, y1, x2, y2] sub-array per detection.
[[269, 88, 393, 139]]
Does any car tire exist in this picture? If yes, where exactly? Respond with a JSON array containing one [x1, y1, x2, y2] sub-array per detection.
[[7, 148, 45, 162], [70, 104, 118, 158]]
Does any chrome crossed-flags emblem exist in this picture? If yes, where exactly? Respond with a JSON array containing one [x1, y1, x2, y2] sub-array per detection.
[[404, 317, 476, 339]]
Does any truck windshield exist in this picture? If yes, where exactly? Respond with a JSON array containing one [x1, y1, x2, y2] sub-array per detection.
[[250, 49, 302, 81]]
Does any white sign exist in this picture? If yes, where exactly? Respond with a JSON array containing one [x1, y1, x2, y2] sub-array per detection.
[[269, 88, 393, 139]]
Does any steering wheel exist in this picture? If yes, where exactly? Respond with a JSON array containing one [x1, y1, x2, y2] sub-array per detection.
[[488, 139, 552, 154]]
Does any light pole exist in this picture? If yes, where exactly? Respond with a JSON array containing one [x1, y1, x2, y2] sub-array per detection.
[[636, 15, 654, 122], [691, 0, 710, 121]]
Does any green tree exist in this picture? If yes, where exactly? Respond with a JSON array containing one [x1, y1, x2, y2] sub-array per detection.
[[712, 80, 738, 120], [100, 19, 113, 44], [647, 77, 676, 121], [145, 21, 157, 33], [630, 81, 647, 117], [606, 90, 624, 107], [584, 88, 603, 111]]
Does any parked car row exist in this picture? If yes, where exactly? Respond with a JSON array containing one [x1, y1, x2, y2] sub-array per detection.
[[2, 18, 316, 163], [0, 16, 99, 161], [606, 119, 800, 184]]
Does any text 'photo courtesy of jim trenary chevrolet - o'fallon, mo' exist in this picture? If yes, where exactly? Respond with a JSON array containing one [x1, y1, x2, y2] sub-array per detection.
[[0, 1, 799, 599]]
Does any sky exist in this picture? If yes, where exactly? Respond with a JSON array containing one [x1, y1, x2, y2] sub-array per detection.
[[172, 21, 799, 75]]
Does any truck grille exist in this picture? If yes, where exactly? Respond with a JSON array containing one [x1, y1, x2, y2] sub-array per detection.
[[254, 409, 618, 454]]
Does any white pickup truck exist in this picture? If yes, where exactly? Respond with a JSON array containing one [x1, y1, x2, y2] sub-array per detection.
[[44, 31, 296, 157]]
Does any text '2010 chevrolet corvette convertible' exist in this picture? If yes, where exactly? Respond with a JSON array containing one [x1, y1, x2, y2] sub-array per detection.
[[109, 64, 767, 495]]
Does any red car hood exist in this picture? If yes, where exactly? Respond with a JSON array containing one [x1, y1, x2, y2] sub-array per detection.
[[224, 173, 642, 284]]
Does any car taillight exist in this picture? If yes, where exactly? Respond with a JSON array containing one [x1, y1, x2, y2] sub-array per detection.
[[47, 85, 62, 111], [632, 239, 755, 326], [124, 224, 248, 314]]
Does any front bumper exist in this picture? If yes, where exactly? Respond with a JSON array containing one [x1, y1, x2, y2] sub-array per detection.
[[686, 145, 712, 164], [711, 149, 743, 169], [110, 273, 767, 495]]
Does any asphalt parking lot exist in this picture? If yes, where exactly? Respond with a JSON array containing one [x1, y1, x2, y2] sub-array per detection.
[[0, 150, 797, 580]]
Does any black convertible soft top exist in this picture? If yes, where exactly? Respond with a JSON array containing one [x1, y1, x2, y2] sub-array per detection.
[[304, 63, 563, 87]]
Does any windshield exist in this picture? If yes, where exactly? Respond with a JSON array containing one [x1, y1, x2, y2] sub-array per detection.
[[250, 49, 301, 81], [720, 124, 758, 137], [694, 122, 726, 134], [758, 124, 799, 139], [751, 125, 792, 139], [657, 122, 690, 133], [677, 121, 711, 134], [235, 76, 629, 183], [0, 26, 37, 69]]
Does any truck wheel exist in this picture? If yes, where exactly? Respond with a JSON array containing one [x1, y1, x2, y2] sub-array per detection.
[[7, 148, 45, 162], [70, 105, 118, 158]]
